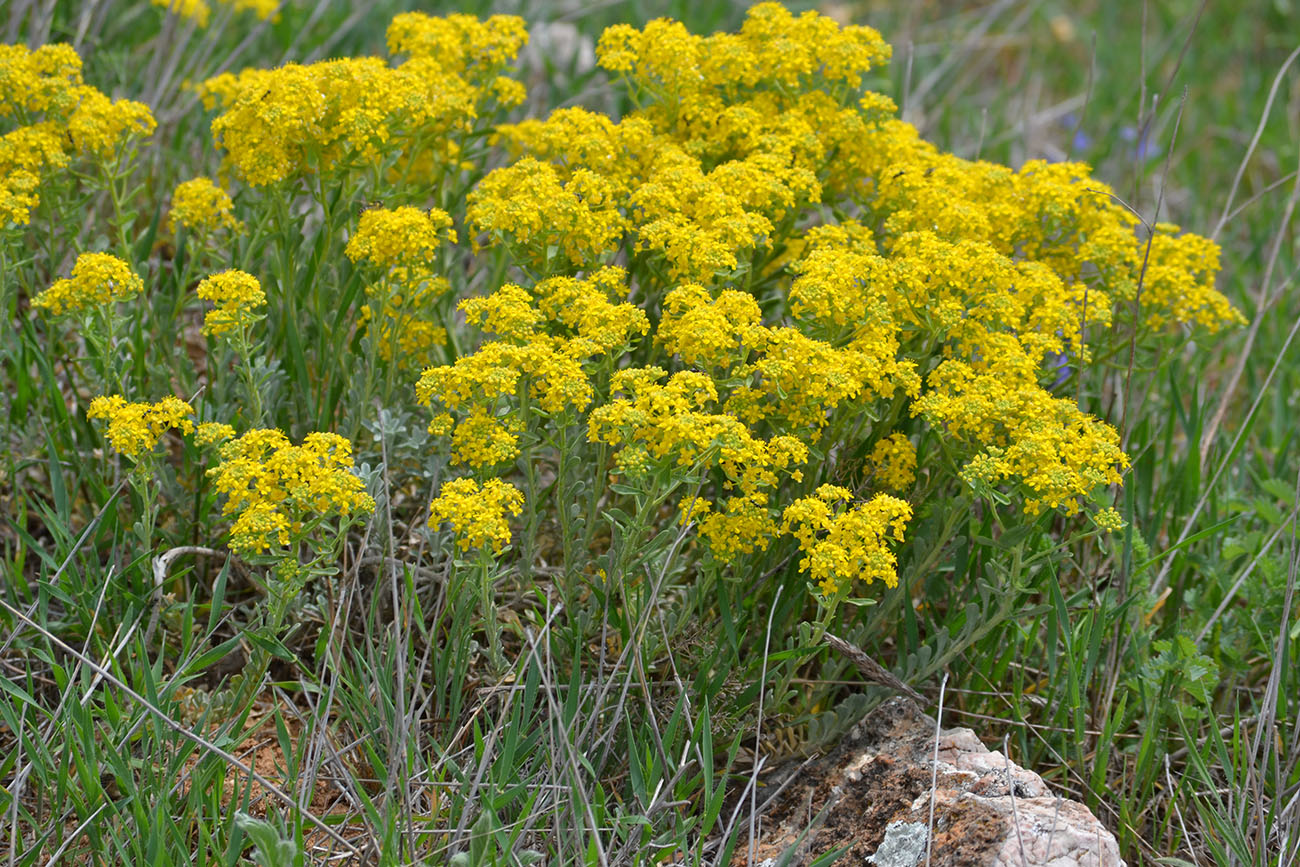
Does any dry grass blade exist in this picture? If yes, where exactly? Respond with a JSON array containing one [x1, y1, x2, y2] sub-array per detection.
[[823, 632, 925, 704]]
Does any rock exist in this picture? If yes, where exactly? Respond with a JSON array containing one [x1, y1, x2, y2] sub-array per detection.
[[868, 821, 929, 866], [741, 698, 1125, 866]]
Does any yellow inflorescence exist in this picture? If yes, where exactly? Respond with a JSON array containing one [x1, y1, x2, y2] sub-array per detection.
[[196, 269, 266, 337], [466, 157, 627, 268], [152, 0, 280, 26], [197, 13, 527, 187], [1093, 507, 1126, 534], [417, 270, 648, 470], [346, 207, 456, 271], [87, 395, 195, 459], [169, 177, 240, 235], [151, 0, 211, 27], [195, 422, 236, 446], [869, 434, 917, 493], [428, 477, 524, 553], [32, 252, 144, 316], [1, 43, 155, 225], [206, 428, 375, 556], [781, 486, 912, 596], [387, 13, 528, 70]]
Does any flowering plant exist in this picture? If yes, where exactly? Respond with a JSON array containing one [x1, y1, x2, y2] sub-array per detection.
[[1, 10, 1253, 860]]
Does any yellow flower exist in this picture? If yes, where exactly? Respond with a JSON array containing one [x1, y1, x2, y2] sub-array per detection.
[[346, 206, 456, 271], [427, 477, 524, 553], [917, 359, 1128, 515], [227, 0, 278, 20], [152, 0, 211, 27], [490, 75, 527, 107], [195, 270, 266, 337], [32, 252, 143, 316], [207, 428, 374, 556], [195, 422, 236, 446], [87, 395, 194, 459], [467, 157, 627, 267], [64, 87, 155, 157], [869, 434, 916, 492], [532, 268, 649, 352], [1093, 507, 1125, 533], [460, 283, 543, 342], [169, 177, 240, 235], [697, 495, 778, 561], [657, 283, 763, 370], [598, 4, 889, 96], [0, 43, 84, 119], [416, 339, 594, 418], [199, 15, 527, 186], [387, 13, 529, 73], [449, 407, 521, 468], [781, 487, 911, 596]]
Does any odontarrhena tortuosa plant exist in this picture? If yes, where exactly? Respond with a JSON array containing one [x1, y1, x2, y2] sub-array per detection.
[[12, 3, 1243, 735], [411, 0, 1242, 663]]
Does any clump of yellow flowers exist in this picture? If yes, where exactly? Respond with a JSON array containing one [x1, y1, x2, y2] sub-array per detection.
[[205, 428, 375, 556], [86, 395, 195, 459], [31, 252, 143, 316], [782, 486, 912, 596], [428, 477, 524, 554], [346, 207, 456, 272], [14, 4, 1243, 615], [1, 43, 155, 226], [195, 14, 527, 187], [169, 177, 241, 236], [196, 269, 265, 337], [412, 3, 1243, 604], [150, 0, 278, 29]]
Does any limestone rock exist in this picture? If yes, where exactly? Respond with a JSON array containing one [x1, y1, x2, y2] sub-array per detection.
[[742, 698, 1125, 866]]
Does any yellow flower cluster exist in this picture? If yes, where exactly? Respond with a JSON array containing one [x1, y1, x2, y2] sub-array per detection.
[[131, 6, 1242, 597], [196, 269, 266, 337], [530, 268, 650, 353], [869, 434, 916, 493], [387, 12, 529, 73], [656, 283, 763, 369], [206, 428, 374, 555], [484, 4, 894, 282], [1093, 507, 1125, 534], [920, 360, 1127, 515], [416, 339, 588, 467], [597, 4, 890, 95], [32, 252, 143, 316], [151, 0, 278, 28], [87, 394, 195, 459], [466, 157, 626, 268], [417, 269, 647, 468], [151, 0, 212, 27], [589, 368, 809, 560], [427, 477, 524, 553], [169, 177, 240, 235], [197, 13, 527, 186], [346, 206, 455, 271], [195, 422, 236, 446], [1, 43, 155, 225], [781, 485, 911, 596], [857, 146, 1246, 336], [358, 270, 452, 370]]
